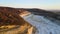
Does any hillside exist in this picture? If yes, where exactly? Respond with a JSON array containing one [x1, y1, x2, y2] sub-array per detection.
[[0, 7, 37, 34], [0, 7, 26, 26]]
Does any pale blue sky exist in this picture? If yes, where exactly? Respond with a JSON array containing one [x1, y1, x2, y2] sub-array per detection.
[[0, 0, 60, 9]]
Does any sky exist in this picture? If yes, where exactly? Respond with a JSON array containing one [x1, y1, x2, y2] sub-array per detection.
[[0, 0, 60, 10]]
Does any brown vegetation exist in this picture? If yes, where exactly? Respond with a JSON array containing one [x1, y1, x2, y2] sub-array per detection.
[[0, 7, 30, 26]]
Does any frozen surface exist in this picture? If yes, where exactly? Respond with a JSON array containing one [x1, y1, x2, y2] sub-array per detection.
[[22, 14, 60, 34]]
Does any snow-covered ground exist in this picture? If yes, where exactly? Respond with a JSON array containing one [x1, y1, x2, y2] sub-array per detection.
[[22, 14, 60, 34]]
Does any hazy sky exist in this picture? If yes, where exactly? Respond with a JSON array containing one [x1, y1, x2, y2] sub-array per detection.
[[0, 0, 60, 9]]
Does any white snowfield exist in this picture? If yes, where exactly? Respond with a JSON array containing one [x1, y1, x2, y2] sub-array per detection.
[[22, 14, 60, 34]]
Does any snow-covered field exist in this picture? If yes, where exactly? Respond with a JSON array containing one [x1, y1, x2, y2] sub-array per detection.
[[22, 14, 60, 34]]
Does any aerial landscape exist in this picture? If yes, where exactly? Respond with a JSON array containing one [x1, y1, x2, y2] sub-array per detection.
[[0, 0, 60, 34], [0, 6, 60, 34]]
